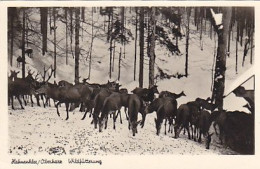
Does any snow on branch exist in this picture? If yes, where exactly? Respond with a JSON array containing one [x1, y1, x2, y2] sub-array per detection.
[[210, 8, 223, 30]]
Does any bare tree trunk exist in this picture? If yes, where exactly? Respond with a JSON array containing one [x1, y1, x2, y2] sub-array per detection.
[[185, 8, 190, 77], [9, 8, 15, 66], [75, 7, 80, 84], [53, 8, 57, 78], [211, 7, 232, 110], [236, 22, 239, 73], [148, 7, 156, 88], [40, 7, 48, 56], [65, 8, 68, 65], [22, 9, 26, 79], [112, 41, 116, 72], [250, 29, 254, 64], [109, 8, 114, 79], [70, 8, 74, 59], [88, 8, 94, 80], [139, 7, 144, 88], [134, 7, 138, 81], [118, 47, 122, 81], [227, 23, 231, 57]]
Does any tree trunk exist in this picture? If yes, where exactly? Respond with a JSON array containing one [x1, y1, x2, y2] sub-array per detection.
[[185, 8, 190, 77], [70, 8, 74, 59], [53, 8, 57, 78], [9, 7, 15, 66], [236, 22, 239, 73], [134, 7, 138, 81], [40, 7, 48, 56], [250, 28, 254, 64], [109, 8, 114, 79], [139, 7, 144, 88], [22, 9, 26, 79], [75, 7, 80, 84], [118, 47, 122, 81], [211, 7, 232, 110], [88, 8, 94, 80], [148, 7, 156, 88], [65, 8, 68, 65]]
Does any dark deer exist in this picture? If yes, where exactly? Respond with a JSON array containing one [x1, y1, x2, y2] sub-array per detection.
[[233, 86, 254, 114], [159, 91, 186, 100], [174, 104, 192, 139], [16, 56, 25, 68], [53, 83, 92, 120], [132, 85, 159, 102], [92, 89, 113, 128], [214, 110, 254, 154], [127, 94, 146, 136], [8, 70, 35, 109], [153, 97, 177, 135], [25, 48, 33, 58], [195, 110, 214, 149], [145, 97, 177, 134], [98, 92, 129, 132]]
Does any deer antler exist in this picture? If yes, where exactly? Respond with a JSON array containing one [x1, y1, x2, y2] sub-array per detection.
[[45, 65, 55, 83], [34, 71, 40, 81]]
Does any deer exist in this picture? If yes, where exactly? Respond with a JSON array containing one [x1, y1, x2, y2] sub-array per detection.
[[213, 110, 254, 154], [127, 94, 146, 136], [233, 86, 254, 114], [174, 104, 192, 139], [159, 91, 186, 100], [153, 98, 177, 135], [193, 110, 214, 149], [98, 92, 130, 132], [16, 56, 25, 68], [145, 97, 177, 134], [131, 85, 159, 103], [8, 70, 36, 109], [25, 48, 33, 58]]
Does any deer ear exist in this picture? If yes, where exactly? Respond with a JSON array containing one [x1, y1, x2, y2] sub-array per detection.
[[209, 133, 214, 137]]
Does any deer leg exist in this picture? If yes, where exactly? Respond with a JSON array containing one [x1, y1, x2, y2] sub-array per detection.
[[198, 129, 202, 143], [30, 95, 34, 107], [22, 95, 27, 106], [113, 112, 116, 130], [56, 102, 60, 117], [116, 110, 122, 124], [213, 122, 219, 135], [81, 110, 88, 120], [165, 119, 167, 135], [65, 103, 69, 120], [105, 116, 108, 129], [17, 95, 24, 109], [11, 96, 15, 110], [124, 107, 129, 120], [141, 113, 146, 128], [41, 94, 45, 108], [36, 95, 40, 107], [89, 109, 93, 118], [186, 125, 191, 139]]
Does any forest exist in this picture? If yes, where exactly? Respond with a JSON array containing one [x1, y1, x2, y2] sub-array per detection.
[[8, 7, 254, 155]]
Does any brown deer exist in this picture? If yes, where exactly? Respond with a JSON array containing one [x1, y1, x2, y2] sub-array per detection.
[[127, 94, 146, 136], [159, 91, 186, 100], [132, 85, 159, 102], [233, 86, 254, 114], [16, 56, 25, 68], [25, 48, 33, 58], [8, 70, 35, 109]]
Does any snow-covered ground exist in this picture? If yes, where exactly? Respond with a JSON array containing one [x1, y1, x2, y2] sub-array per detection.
[[8, 105, 237, 155]]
